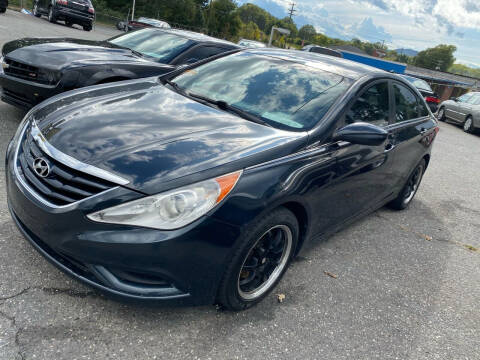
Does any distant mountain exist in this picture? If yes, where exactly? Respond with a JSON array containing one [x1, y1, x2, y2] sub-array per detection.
[[395, 48, 418, 57]]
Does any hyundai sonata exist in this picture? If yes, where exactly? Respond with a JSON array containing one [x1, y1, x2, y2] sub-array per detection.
[[6, 49, 438, 310]]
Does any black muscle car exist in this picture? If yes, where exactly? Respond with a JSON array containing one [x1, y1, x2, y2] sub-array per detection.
[[0, 28, 239, 109]]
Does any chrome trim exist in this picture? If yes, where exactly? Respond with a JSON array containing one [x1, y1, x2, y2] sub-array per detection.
[[30, 119, 129, 186], [13, 121, 120, 210]]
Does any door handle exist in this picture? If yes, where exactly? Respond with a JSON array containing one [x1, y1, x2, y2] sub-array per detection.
[[420, 127, 428, 134]]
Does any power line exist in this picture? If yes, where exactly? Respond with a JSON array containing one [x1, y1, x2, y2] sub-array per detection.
[[288, 2, 296, 20]]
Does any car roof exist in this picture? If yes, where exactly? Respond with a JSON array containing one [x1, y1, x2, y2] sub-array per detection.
[[152, 28, 240, 48], [244, 48, 386, 80]]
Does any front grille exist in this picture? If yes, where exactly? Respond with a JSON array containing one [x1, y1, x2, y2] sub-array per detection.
[[16, 124, 117, 206], [4, 59, 50, 84]]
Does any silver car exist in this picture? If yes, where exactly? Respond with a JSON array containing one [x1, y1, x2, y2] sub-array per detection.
[[438, 92, 480, 133]]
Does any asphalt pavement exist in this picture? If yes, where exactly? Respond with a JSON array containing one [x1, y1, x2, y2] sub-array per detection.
[[0, 9, 479, 360]]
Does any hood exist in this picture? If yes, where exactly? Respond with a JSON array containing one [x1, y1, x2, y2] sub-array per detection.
[[2, 38, 153, 71], [31, 79, 306, 194]]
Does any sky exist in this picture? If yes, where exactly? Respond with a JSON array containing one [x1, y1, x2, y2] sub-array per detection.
[[237, 0, 480, 67]]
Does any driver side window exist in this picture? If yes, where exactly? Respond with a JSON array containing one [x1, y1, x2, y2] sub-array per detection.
[[346, 82, 390, 127]]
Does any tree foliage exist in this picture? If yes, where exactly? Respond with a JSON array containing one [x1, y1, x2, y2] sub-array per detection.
[[298, 25, 316, 41], [414, 45, 457, 71]]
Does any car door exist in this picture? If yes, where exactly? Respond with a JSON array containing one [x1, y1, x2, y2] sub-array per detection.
[[387, 81, 436, 187], [308, 80, 399, 234], [447, 93, 473, 122], [459, 94, 479, 123]]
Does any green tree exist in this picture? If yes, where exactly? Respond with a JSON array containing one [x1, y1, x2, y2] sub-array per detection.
[[239, 21, 262, 41], [414, 45, 457, 71], [298, 24, 316, 41], [206, 0, 242, 39], [237, 3, 274, 33]]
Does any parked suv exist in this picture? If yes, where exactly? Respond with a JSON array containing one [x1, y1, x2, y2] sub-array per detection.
[[33, 0, 95, 31], [0, 0, 7, 13]]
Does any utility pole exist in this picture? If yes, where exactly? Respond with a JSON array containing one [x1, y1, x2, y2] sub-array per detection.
[[288, 2, 296, 20]]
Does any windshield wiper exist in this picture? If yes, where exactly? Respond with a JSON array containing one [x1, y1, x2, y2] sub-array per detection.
[[163, 79, 188, 95], [188, 93, 272, 127]]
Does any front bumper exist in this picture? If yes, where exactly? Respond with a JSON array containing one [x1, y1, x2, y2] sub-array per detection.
[[0, 73, 61, 109], [6, 140, 242, 306]]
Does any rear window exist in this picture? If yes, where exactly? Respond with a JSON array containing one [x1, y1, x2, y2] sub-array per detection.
[[173, 52, 352, 130], [109, 29, 194, 63], [403, 76, 432, 92]]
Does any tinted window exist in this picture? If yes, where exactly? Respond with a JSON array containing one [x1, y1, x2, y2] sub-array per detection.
[[173, 52, 352, 130], [347, 82, 390, 127], [472, 95, 480, 105], [174, 46, 226, 64], [403, 75, 432, 92], [109, 29, 194, 63], [394, 83, 426, 122]]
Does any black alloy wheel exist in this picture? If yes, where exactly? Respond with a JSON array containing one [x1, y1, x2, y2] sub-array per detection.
[[217, 207, 299, 310], [388, 159, 425, 210], [48, 6, 56, 23], [33, 2, 41, 17]]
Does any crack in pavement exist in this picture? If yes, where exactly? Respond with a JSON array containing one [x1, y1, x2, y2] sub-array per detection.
[[375, 212, 480, 254], [0, 308, 24, 360], [0, 286, 98, 302], [0, 287, 97, 359]]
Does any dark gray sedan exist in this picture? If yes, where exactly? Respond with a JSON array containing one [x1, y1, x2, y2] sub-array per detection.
[[438, 92, 480, 133]]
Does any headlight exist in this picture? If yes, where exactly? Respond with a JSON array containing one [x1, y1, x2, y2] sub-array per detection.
[[87, 171, 242, 230]]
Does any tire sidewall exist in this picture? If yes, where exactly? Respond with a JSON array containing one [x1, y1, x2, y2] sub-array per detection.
[[400, 160, 426, 208], [438, 107, 446, 121], [218, 208, 299, 310], [464, 117, 473, 133]]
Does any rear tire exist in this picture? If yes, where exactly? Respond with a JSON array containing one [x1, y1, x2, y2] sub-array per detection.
[[388, 159, 426, 210], [83, 23, 92, 31], [65, 20, 73, 27], [216, 207, 299, 311], [437, 107, 446, 122], [463, 116, 475, 133], [33, 3, 41, 17], [0, 7, 6, 13], [48, 6, 56, 23]]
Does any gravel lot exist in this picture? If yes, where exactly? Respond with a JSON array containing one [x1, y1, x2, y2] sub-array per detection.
[[1, 10, 479, 360]]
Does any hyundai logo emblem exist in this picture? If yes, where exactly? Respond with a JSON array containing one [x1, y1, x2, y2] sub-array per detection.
[[33, 157, 51, 178]]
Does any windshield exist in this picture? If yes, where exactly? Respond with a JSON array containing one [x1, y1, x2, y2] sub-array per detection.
[[109, 28, 194, 63], [403, 76, 432, 92], [172, 52, 351, 130]]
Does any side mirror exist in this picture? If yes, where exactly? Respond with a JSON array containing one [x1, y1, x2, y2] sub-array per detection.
[[333, 122, 388, 146]]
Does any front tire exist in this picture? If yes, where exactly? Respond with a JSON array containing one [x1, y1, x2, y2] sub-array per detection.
[[0, 7, 6, 13], [388, 159, 426, 210], [217, 207, 299, 311], [463, 116, 475, 133], [437, 107, 446, 122], [48, 6, 56, 23]]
